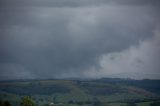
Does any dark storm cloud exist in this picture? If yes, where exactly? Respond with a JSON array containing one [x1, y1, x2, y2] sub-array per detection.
[[0, 0, 159, 79], [0, 0, 160, 7]]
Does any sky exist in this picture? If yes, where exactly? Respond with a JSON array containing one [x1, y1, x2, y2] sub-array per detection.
[[0, 0, 160, 80]]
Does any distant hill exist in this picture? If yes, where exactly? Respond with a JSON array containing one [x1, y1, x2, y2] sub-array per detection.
[[0, 78, 160, 106]]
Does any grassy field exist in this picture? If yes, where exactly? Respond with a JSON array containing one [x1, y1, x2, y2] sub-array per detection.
[[0, 78, 160, 106]]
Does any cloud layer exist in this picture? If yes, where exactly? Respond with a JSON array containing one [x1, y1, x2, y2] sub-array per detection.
[[0, 0, 160, 80]]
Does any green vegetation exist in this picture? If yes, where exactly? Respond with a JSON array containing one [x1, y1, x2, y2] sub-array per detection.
[[20, 96, 35, 106], [0, 100, 11, 106], [0, 78, 160, 106]]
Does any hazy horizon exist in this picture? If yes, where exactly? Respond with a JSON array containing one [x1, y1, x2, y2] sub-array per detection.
[[0, 0, 160, 80]]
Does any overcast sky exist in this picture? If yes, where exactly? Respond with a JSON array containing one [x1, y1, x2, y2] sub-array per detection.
[[0, 0, 160, 80]]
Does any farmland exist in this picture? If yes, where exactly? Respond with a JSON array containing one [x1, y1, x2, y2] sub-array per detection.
[[0, 78, 160, 106]]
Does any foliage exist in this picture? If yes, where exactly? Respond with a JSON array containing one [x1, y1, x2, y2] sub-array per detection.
[[20, 96, 35, 106], [78, 82, 126, 95], [0, 84, 70, 95], [0, 78, 160, 105], [0, 100, 11, 106], [150, 101, 160, 106]]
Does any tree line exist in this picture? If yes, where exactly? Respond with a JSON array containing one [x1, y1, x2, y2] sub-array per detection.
[[0, 96, 160, 106]]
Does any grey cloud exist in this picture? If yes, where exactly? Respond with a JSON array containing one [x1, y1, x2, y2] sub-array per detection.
[[0, 63, 35, 80], [0, 0, 160, 8], [0, 0, 159, 79], [92, 31, 160, 79]]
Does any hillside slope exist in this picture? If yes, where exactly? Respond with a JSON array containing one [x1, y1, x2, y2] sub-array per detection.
[[0, 78, 160, 106]]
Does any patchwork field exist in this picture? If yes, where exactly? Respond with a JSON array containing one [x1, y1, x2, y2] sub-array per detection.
[[0, 78, 160, 106]]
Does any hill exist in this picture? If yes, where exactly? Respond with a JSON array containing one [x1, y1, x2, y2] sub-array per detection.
[[0, 78, 160, 106]]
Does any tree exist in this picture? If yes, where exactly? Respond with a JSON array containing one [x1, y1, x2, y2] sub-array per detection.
[[0, 100, 11, 106], [0, 99, 3, 106], [3, 101, 11, 106], [150, 101, 160, 106], [20, 96, 35, 106]]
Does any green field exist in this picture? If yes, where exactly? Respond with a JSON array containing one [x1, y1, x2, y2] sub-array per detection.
[[0, 78, 160, 106]]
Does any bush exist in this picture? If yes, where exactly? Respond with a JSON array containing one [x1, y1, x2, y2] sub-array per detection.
[[20, 96, 35, 106]]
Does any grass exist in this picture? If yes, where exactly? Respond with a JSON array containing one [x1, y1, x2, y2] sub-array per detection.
[[0, 79, 159, 106], [136, 102, 152, 106]]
